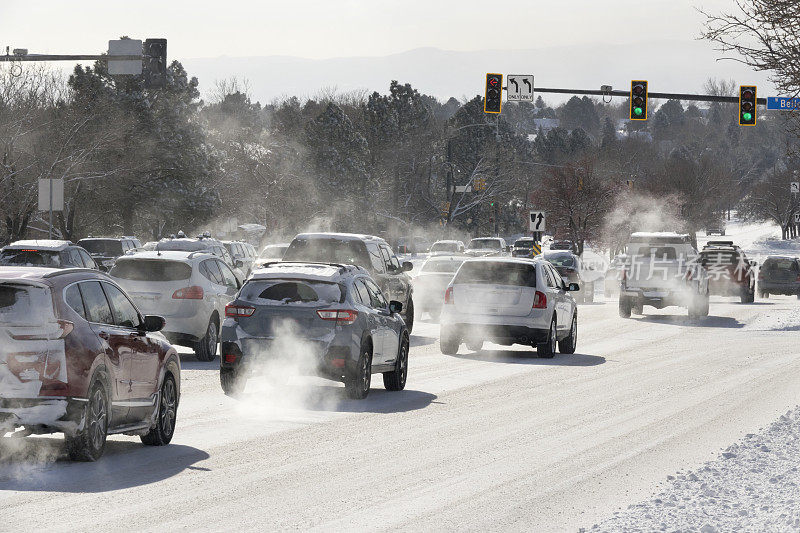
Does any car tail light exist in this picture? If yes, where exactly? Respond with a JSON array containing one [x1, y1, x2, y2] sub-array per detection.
[[223, 353, 238, 363], [331, 358, 346, 368], [533, 291, 547, 309], [225, 304, 255, 318], [10, 320, 74, 340], [444, 287, 454, 304], [172, 286, 204, 299], [317, 309, 358, 325]]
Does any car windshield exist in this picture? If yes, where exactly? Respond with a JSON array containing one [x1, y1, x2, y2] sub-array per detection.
[[283, 238, 367, 268], [467, 239, 501, 250], [0, 250, 62, 267], [110, 259, 192, 281], [240, 279, 343, 304], [77, 239, 124, 256], [454, 261, 536, 286], [430, 242, 458, 253], [544, 254, 575, 267], [421, 258, 464, 273]]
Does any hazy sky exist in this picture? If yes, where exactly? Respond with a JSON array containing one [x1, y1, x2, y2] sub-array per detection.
[[2, 0, 733, 60]]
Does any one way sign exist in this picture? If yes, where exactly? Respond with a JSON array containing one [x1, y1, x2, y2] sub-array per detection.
[[529, 210, 546, 231]]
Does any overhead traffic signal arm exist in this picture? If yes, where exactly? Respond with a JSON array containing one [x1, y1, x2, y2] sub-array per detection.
[[484, 73, 503, 114], [739, 85, 757, 126], [630, 80, 648, 120]]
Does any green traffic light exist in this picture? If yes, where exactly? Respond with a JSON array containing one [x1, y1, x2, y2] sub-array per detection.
[[743, 112, 753, 122], [633, 107, 643, 116]]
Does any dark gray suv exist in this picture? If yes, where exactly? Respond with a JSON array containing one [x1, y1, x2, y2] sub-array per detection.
[[219, 262, 409, 399]]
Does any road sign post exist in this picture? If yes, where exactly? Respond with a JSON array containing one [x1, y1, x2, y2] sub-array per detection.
[[38, 179, 64, 239], [529, 210, 546, 232], [506, 74, 534, 102]]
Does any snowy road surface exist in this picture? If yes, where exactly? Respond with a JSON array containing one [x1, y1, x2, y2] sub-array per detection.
[[2, 293, 800, 531]]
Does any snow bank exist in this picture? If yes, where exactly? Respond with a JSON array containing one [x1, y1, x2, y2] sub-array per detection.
[[590, 407, 800, 532]]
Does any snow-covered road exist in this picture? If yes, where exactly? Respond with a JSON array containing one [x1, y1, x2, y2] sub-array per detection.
[[2, 292, 800, 531]]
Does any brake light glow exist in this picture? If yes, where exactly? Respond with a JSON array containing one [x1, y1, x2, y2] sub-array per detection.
[[316, 309, 358, 325], [444, 286, 454, 304], [10, 320, 74, 340], [172, 286, 204, 299], [533, 291, 547, 309], [225, 304, 255, 318]]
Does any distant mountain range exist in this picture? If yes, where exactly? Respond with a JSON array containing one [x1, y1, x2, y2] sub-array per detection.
[[182, 40, 774, 106]]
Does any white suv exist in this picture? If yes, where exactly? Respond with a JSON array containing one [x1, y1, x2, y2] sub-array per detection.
[[109, 251, 241, 361], [440, 258, 579, 358]]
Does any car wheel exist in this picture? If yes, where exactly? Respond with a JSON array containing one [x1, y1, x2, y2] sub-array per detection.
[[195, 319, 218, 362], [439, 327, 460, 355], [220, 366, 247, 397], [141, 373, 178, 446], [466, 339, 484, 352], [345, 341, 372, 399], [619, 296, 632, 318], [761, 291, 769, 298], [403, 297, 415, 334], [383, 334, 408, 391], [537, 317, 557, 358], [66, 379, 109, 461], [558, 313, 577, 354], [632, 302, 644, 315]]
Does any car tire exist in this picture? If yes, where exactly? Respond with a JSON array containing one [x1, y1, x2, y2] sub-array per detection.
[[220, 366, 247, 397], [689, 294, 710, 318], [403, 297, 415, 334], [760, 291, 769, 298], [345, 341, 372, 399], [66, 378, 109, 461], [440, 327, 460, 355], [619, 297, 632, 318], [141, 373, 178, 446], [632, 302, 644, 315], [559, 313, 577, 354], [537, 317, 557, 358], [383, 334, 409, 391], [466, 339, 484, 352], [195, 319, 218, 362]]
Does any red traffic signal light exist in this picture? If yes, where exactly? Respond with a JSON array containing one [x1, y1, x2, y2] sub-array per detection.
[[484, 73, 503, 114], [629, 80, 648, 120], [739, 85, 757, 126]]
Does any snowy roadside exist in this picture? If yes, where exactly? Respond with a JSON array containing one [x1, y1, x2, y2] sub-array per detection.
[[589, 407, 800, 532]]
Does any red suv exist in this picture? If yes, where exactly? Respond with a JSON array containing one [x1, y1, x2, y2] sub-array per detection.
[[0, 267, 180, 460], [699, 241, 756, 303]]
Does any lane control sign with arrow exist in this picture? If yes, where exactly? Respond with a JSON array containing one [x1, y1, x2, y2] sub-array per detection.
[[529, 210, 546, 232], [507, 74, 534, 102]]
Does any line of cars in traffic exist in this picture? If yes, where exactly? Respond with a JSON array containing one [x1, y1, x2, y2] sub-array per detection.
[[3, 228, 800, 462]]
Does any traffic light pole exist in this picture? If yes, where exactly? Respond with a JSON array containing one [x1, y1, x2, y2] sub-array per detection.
[[531, 86, 767, 105]]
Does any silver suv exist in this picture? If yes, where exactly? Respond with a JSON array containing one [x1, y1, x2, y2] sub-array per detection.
[[219, 262, 409, 399]]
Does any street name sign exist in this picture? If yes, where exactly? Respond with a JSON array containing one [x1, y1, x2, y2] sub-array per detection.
[[767, 97, 800, 110]]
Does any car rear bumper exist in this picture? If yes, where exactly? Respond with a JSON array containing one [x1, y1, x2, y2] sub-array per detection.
[[0, 397, 85, 434], [708, 279, 750, 296], [443, 323, 549, 345], [161, 312, 211, 342], [759, 281, 800, 295], [621, 288, 695, 308]]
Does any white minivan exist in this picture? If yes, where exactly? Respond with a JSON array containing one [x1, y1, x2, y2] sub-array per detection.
[[439, 257, 579, 357], [110, 251, 241, 361]]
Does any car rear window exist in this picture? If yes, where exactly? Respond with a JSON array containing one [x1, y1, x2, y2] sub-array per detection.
[[421, 259, 464, 273], [77, 239, 123, 256], [240, 279, 343, 304], [515, 241, 534, 248], [543, 254, 575, 267], [0, 250, 62, 267], [763, 258, 797, 271], [635, 246, 678, 260], [0, 284, 53, 325], [283, 238, 368, 268], [454, 262, 536, 287], [467, 239, 501, 250], [700, 250, 738, 264], [430, 242, 458, 253], [110, 259, 192, 281]]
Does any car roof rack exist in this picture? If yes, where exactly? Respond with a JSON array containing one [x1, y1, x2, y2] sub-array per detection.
[[43, 268, 109, 279], [704, 240, 736, 247], [259, 261, 364, 274]]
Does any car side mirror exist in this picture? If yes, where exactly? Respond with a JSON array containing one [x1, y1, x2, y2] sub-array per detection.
[[235, 259, 243, 269], [142, 314, 166, 332], [402, 261, 413, 272], [389, 300, 403, 314], [568, 283, 580, 292]]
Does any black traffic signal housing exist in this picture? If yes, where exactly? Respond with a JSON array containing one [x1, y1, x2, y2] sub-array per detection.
[[739, 85, 757, 126], [629, 80, 648, 120], [484, 73, 503, 114], [143, 38, 167, 89]]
